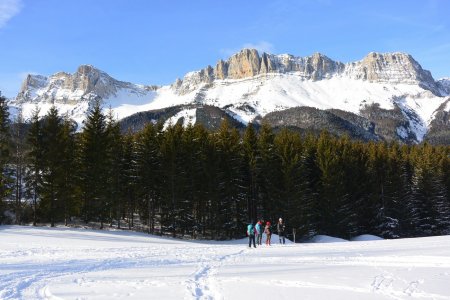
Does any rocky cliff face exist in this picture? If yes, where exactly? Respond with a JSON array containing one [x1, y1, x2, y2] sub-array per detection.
[[175, 49, 440, 95], [344, 52, 437, 89], [438, 78, 450, 95], [15, 65, 153, 105]]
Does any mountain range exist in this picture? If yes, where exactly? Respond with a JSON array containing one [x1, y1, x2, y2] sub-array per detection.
[[9, 49, 450, 144]]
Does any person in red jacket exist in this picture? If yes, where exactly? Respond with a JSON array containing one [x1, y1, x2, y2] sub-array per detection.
[[265, 221, 272, 246]]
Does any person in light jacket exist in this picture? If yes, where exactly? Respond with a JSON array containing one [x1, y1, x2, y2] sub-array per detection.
[[265, 221, 272, 246], [277, 218, 286, 244]]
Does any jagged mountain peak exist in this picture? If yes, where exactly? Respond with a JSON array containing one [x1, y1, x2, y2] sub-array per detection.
[[174, 49, 439, 96], [352, 51, 436, 88]]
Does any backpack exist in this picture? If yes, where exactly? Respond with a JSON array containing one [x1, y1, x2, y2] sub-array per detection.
[[255, 223, 262, 234], [247, 224, 255, 236]]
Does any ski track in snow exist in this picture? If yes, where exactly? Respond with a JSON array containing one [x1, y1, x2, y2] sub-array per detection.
[[0, 254, 183, 299], [185, 249, 245, 300]]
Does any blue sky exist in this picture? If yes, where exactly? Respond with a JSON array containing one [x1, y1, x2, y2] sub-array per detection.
[[0, 0, 449, 97]]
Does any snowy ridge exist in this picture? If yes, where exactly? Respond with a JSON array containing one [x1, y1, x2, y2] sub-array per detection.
[[9, 50, 450, 141]]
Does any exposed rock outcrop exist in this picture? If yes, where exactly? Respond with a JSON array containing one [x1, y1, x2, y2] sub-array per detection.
[[174, 49, 439, 96], [15, 65, 155, 105], [345, 52, 438, 92]]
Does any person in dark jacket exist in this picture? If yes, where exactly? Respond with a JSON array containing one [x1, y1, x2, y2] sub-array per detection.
[[277, 218, 285, 244], [247, 223, 256, 248]]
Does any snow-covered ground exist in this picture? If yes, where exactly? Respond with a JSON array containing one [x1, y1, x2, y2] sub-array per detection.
[[1, 226, 450, 299]]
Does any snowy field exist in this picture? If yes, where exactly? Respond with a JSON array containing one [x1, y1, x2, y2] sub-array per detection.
[[1, 226, 450, 299]]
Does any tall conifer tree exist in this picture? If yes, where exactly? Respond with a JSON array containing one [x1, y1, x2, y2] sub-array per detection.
[[80, 100, 108, 227], [0, 94, 11, 223]]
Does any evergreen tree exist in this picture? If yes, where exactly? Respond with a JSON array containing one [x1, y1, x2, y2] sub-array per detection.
[[11, 107, 26, 224], [160, 123, 185, 236], [214, 120, 246, 239], [338, 138, 367, 238], [410, 144, 450, 235], [297, 133, 321, 238], [256, 123, 281, 223], [121, 132, 138, 229], [0, 94, 11, 223], [315, 132, 355, 238], [58, 116, 78, 226], [40, 107, 65, 226], [136, 122, 162, 234], [189, 124, 211, 238], [80, 100, 109, 227], [375, 142, 406, 238], [105, 110, 124, 228], [25, 107, 43, 226], [242, 124, 259, 223], [274, 128, 302, 234]]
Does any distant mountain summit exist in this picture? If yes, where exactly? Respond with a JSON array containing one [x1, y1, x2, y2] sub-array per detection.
[[174, 49, 440, 94], [9, 49, 450, 144], [14, 65, 156, 125]]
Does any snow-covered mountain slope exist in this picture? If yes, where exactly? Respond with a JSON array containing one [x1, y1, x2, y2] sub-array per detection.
[[9, 49, 450, 142], [12, 65, 157, 125], [2, 225, 450, 299]]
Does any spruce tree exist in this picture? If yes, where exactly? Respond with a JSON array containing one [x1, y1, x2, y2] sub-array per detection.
[[136, 122, 162, 233], [214, 120, 246, 239], [0, 94, 11, 223], [25, 107, 43, 226], [274, 128, 302, 234], [160, 123, 185, 236], [256, 123, 281, 224], [242, 124, 259, 223], [297, 133, 321, 238], [40, 107, 65, 226], [121, 132, 138, 229], [80, 100, 108, 227], [58, 116, 78, 226], [190, 124, 211, 238], [410, 144, 450, 236], [105, 110, 123, 228], [10, 107, 26, 224]]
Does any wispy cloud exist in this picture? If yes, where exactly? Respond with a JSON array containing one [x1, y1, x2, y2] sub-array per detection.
[[0, 0, 23, 29], [220, 41, 275, 57]]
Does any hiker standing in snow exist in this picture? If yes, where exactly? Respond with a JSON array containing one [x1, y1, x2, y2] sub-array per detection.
[[265, 221, 272, 246], [247, 223, 257, 248], [255, 220, 263, 245], [277, 218, 286, 244]]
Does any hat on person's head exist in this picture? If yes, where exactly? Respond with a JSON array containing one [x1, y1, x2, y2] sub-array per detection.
[[279, 218, 283, 221]]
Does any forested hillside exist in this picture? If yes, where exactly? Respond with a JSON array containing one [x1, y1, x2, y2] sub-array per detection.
[[1, 95, 449, 240]]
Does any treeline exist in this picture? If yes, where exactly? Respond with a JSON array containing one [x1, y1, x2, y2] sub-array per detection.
[[1, 95, 450, 240]]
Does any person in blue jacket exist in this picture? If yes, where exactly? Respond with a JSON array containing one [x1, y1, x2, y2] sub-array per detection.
[[255, 220, 263, 245], [247, 223, 256, 248]]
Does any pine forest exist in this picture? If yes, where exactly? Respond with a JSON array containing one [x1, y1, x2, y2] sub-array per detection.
[[1, 95, 450, 241]]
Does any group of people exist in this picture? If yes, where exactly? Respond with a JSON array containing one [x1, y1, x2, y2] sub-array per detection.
[[246, 218, 286, 248]]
